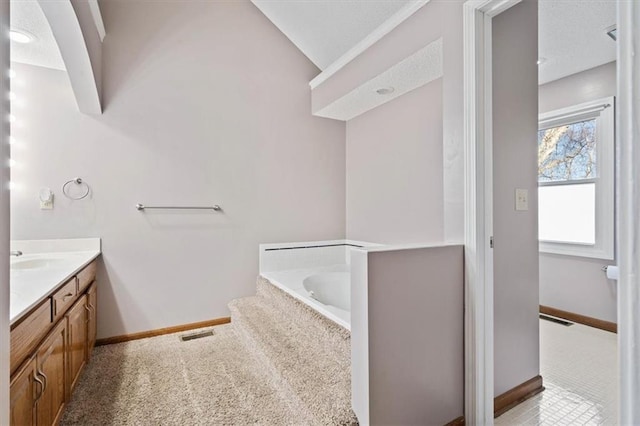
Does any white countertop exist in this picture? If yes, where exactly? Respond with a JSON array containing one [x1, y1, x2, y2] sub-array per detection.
[[10, 238, 101, 325]]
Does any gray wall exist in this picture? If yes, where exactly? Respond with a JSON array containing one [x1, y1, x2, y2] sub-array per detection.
[[346, 80, 444, 244], [1, 1, 10, 422], [10, 0, 346, 339], [538, 62, 617, 323], [351, 245, 464, 425], [492, 0, 541, 397]]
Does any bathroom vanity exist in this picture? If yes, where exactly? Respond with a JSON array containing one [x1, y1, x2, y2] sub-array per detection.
[[8, 239, 101, 426]]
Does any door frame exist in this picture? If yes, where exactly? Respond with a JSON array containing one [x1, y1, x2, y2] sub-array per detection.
[[616, 1, 640, 422], [0, 1, 10, 424], [463, 1, 521, 423]]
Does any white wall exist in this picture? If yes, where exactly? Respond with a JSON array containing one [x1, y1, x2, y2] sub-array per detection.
[[538, 62, 617, 323], [0, 2, 10, 422], [346, 79, 443, 244], [492, 0, 540, 397], [10, 0, 346, 339]]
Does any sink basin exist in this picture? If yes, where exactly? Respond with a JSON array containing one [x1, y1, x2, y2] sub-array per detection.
[[11, 258, 66, 270]]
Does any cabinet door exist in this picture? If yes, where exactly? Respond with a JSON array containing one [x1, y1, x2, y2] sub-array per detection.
[[66, 295, 88, 397], [10, 357, 37, 426], [35, 320, 67, 426], [86, 283, 97, 360]]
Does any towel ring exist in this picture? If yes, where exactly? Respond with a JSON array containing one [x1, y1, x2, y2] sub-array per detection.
[[62, 177, 90, 200]]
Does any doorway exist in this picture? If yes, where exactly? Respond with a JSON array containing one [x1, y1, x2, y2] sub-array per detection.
[[464, 0, 640, 424]]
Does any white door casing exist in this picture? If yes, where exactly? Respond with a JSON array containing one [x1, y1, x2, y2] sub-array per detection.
[[463, 1, 522, 424], [616, 1, 640, 423]]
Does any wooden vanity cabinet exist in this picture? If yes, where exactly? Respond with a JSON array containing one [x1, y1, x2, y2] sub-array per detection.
[[9, 259, 98, 426], [10, 300, 52, 377], [35, 320, 67, 426], [77, 261, 97, 294], [86, 283, 97, 360], [10, 357, 37, 426], [66, 295, 88, 397], [51, 278, 77, 322]]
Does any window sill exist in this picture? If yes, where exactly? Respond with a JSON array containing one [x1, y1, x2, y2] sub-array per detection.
[[539, 242, 614, 260]]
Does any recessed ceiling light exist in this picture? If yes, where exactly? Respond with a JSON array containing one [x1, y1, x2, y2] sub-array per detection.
[[537, 57, 546, 65], [376, 87, 394, 95], [9, 30, 34, 44]]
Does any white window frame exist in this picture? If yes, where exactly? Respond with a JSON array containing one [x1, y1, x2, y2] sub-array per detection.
[[538, 96, 615, 260]]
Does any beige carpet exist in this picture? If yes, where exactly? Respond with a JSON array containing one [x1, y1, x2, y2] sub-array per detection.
[[61, 277, 357, 426]]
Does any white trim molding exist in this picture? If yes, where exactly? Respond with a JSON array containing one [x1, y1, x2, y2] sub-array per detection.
[[38, 0, 102, 114], [88, 0, 106, 42], [463, 0, 521, 424], [617, 0, 640, 423], [309, 0, 430, 89], [0, 2, 9, 424]]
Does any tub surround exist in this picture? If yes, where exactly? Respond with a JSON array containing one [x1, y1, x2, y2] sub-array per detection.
[[259, 239, 380, 273], [351, 243, 464, 425], [259, 239, 379, 329], [259, 239, 465, 424], [10, 238, 101, 325]]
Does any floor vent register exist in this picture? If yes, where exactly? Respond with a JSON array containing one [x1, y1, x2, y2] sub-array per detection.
[[179, 330, 215, 341]]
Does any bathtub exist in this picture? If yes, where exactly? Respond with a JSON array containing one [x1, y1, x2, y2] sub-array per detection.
[[261, 264, 351, 329], [258, 240, 381, 330]]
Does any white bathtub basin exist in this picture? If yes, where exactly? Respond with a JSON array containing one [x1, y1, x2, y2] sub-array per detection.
[[303, 272, 350, 311], [261, 264, 351, 329]]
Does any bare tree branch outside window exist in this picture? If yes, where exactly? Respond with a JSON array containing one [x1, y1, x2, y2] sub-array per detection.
[[537, 119, 597, 182]]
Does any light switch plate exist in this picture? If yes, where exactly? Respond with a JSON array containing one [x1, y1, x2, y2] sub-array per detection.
[[515, 188, 528, 211]]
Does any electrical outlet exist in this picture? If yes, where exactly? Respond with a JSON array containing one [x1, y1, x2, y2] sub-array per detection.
[[515, 188, 528, 211]]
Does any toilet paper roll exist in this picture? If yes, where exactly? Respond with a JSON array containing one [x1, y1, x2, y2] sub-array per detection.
[[606, 265, 619, 280]]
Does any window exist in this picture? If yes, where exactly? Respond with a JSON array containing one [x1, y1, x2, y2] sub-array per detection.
[[538, 96, 614, 259]]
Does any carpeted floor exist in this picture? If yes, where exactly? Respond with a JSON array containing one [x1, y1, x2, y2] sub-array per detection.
[[61, 277, 357, 426]]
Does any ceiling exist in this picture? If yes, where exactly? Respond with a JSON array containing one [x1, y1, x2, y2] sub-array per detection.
[[7, 0, 616, 83], [539, 0, 616, 84], [251, 0, 412, 70], [253, 0, 617, 84], [10, 0, 66, 70]]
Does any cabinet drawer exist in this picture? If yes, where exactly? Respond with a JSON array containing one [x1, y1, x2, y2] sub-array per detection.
[[10, 300, 51, 376], [52, 278, 77, 320], [77, 260, 97, 293]]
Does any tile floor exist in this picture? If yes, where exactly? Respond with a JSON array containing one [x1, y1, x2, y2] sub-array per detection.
[[495, 318, 618, 425]]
